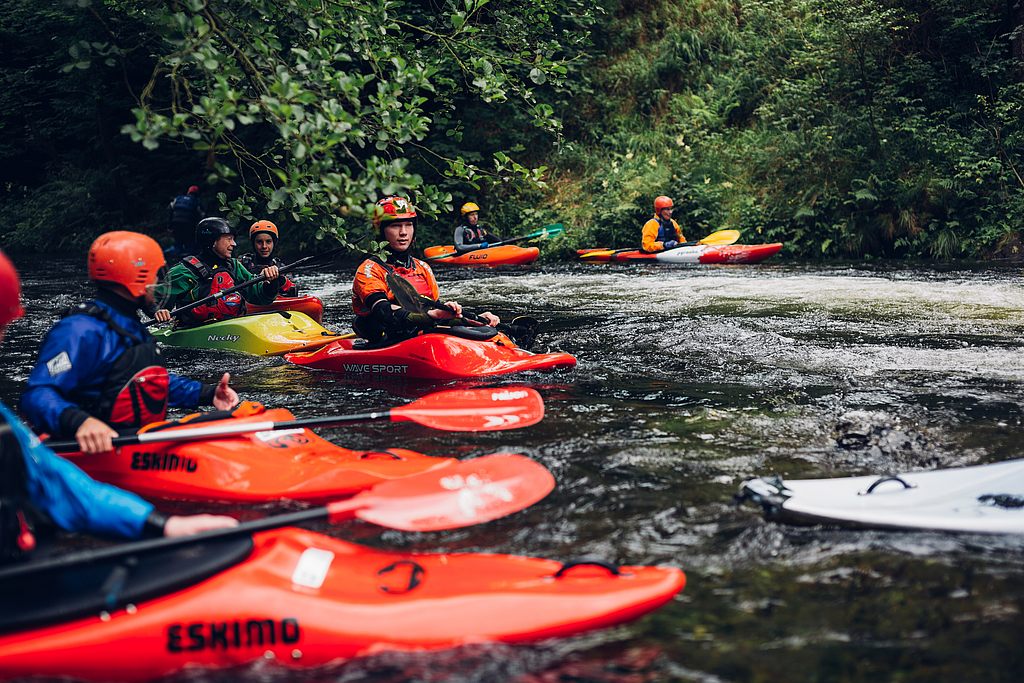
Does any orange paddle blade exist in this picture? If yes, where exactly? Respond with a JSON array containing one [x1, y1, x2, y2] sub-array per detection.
[[329, 454, 555, 531]]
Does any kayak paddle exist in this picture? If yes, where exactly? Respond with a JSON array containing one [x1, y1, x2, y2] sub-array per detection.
[[385, 272, 491, 327], [45, 386, 545, 453], [0, 453, 555, 580], [427, 223, 564, 261], [579, 229, 742, 260], [147, 246, 346, 327]]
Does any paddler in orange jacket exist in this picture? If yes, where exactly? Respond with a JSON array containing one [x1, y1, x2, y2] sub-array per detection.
[[641, 195, 686, 253], [352, 195, 500, 344]]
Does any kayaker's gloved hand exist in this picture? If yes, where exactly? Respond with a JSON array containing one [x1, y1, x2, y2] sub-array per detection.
[[154, 308, 172, 323], [75, 416, 118, 454], [663, 240, 679, 250], [479, 242, 489, 249]]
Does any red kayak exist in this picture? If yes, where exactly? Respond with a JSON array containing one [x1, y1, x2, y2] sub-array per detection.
[[0, 528, 685, 682], [248, 295, 325, 322], [577, 242, 783, 264], [285, 331, 577, 381], [61, 406, 455, 503]]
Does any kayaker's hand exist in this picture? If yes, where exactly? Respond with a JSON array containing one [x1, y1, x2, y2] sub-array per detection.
[[663, 240, 679, 250], [260, 265, 280, 280], [479, 242, 489, 249], [479, 311, 501, 326], [213, 372, 239, 411], [154, 309, 172, 323], [75, 417, 118, 454], [163, 514, 239, 538], [428, 301, 463, 320]]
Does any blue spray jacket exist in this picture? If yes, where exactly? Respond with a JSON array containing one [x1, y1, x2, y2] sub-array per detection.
[[0, 401, 153, 539], [21, 296, 210, 437]]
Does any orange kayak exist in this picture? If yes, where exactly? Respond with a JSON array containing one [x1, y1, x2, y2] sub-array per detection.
[[247, 295, 324, 322], [285, 331, 577, 381], [423, 244, 540, 266], [61, 407, 455, 503], [0, 528, 685, 681]]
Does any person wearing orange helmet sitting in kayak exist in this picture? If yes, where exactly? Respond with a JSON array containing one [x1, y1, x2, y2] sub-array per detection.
[[352, 195, 500, 344], [155, 217, 284, 327], [238, 220, 299, 297], [0, 248, 236, 565], [454, 202, 503, 253], [641, 196, 687, 253], [22, 232, 241, 456]]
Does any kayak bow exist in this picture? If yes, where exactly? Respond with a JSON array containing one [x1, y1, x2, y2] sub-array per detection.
[[153, 311, 347, 356]]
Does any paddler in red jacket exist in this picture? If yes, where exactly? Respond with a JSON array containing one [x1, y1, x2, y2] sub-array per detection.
[[0, 248, 235, 565], [641, 195, 686, 253], [352, 195, 500, 344]]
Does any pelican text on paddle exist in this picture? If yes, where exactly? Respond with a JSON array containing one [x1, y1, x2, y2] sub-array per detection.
[[343, 363, 409, 374]]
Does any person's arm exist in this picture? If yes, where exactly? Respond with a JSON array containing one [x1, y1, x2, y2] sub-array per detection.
[[673, 220, 686, 243], [453, 225, 481, 253], [165, 264, 200, 308], [168, 373, 212, 408], [21, 319, 105, 437], [235, 261, 281, 305], [641, 219, 662, 252]]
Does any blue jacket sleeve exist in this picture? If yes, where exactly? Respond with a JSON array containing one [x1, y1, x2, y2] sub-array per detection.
[[1, 402, 152, 539], [21, 318, 106, 435], [168, 373, 208, 408]]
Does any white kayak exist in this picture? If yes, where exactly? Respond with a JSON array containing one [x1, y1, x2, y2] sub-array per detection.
[[739, 459, 1024, 534]]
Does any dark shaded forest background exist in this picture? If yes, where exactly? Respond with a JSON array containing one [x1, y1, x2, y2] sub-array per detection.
[[2, 0, 1022, 260]]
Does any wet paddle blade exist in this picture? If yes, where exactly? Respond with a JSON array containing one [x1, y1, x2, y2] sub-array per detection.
[[698, 229, 741, 246], [332, 454, 555, 531], [391, 387, 545, 431]]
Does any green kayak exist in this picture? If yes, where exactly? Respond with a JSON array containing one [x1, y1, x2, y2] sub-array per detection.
[[153, 311, 350, 356]]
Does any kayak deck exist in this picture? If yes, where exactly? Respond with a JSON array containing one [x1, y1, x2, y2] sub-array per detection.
[[284, 331, 577, 381], [247, 295, 325, 322], [0, 528, 685, 681], [61, 407, 456, 503], [153, 311, 348, 356]]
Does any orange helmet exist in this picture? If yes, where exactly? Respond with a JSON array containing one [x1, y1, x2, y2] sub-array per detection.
[[654, 196, 674, 211], [249, 220, 279, 241], [0, 249, 24, 328], [372, 195, 417, 230], [88, 231, 167, 300]]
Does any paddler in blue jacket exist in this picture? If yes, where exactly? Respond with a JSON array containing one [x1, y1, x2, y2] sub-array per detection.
[[21, 231, 240, 455], [0, 249, 236, 565]]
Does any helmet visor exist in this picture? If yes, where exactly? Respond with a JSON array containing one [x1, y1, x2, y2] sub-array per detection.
[[146, 266, 171, 309]]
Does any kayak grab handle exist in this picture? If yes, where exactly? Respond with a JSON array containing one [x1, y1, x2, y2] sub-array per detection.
[[552, 559, 623, 578], [360, 450, 404, 460], [860, 475, 916, 495]]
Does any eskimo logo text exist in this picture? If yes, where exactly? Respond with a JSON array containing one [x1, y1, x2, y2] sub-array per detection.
[[166, 618, 300, 652]]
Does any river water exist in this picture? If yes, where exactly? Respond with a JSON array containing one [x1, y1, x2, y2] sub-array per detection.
[[2, 257, 1023, 682]]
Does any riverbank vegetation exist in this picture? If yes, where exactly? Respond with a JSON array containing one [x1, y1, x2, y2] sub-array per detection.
[[2, 0, 1021, 259]]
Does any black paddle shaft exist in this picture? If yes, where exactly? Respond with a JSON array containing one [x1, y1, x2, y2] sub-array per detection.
[[0, 506, 338, 582]]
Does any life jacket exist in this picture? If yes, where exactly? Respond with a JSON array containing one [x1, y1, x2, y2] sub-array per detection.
[[180, 256, 246, 322], [0, 415, 37, 564], [461, 226, 489, 244], [67, 303, 170, 430], [656, 218, 678, 243], [370, 255, 435, 298]]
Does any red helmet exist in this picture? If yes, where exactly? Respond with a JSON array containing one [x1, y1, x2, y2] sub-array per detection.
[[88, 231, 167, 299], [0, 249, 24, 328], [372, 195, 417, 230], [654, 196, 674, 211], [187, 185, 200, 194], [249, 220, 279, 241]]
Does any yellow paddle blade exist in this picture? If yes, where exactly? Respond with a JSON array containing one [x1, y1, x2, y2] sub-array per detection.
[[579, 249, 617, 260], [698, 229, 741, 246]]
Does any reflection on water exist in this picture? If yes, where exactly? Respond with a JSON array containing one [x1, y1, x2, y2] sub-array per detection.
[[2, 257, 1023, 682]]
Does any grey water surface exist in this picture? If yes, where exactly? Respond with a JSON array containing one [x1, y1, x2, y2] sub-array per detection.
[[2, 257, 1022, 683]]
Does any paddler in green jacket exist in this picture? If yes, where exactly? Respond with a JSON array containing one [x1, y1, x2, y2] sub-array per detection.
[[154, 217, 284, 326]]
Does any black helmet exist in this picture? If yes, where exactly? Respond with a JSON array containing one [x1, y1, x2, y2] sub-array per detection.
[[195, 217, 234, 249]]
